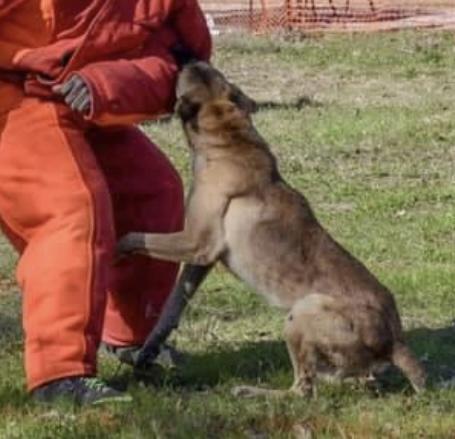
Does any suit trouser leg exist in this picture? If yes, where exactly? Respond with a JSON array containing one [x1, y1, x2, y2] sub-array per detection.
[[88, 126, 184, 346], [0, 98, 114, 391]]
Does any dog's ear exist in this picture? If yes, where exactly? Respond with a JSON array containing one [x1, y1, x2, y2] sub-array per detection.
[[175, 97, 201, 123], [229, 84, 258, 114]]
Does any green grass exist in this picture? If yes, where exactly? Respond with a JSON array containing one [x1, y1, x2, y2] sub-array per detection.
[[2, 30, 455, 437]]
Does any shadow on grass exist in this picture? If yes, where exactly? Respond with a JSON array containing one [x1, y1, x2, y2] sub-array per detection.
[[176, 340, 290, 388], [256, 95, 322, 111], [110, 340, 290, 391], [108, 325, 455, 394], [405, 325, 455, 382]]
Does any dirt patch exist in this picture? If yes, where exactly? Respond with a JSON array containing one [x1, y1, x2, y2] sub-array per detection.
[[200, 0, 455, 33]]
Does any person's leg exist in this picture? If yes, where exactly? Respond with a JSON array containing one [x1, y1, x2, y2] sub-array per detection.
[[0, 98, 114, 392], [88, 126, 184, 347]]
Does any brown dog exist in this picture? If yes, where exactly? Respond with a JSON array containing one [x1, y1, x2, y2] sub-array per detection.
[[118, 62, 426, 396]]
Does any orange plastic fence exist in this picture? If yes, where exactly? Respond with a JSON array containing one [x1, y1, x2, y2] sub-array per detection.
[[199, 0, 455, 33]]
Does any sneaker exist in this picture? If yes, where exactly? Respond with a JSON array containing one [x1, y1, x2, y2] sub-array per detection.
[[100, 342, 184, 369], [32, 376, 132, 406]]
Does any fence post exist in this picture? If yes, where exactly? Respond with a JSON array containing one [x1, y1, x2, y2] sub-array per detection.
[[259, 0, 269, 32], [249, 0, 254, 31], [285, 0, 292, 29]]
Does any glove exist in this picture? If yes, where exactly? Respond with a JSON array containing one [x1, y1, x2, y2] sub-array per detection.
[[53, 75, 92, 115]]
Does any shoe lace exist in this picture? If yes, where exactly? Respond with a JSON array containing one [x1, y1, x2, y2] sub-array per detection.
[[81, 377, 109, 392]]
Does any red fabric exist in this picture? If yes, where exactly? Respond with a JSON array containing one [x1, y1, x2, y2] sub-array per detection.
[[0, 0, 211, 124], [78, 29, 180, 125], [0, 0, 208, 390], [0, 97, 184, 390], [0, 98, 113, 389], [88, 127, 184, 345], [0, 0, 27, 19]]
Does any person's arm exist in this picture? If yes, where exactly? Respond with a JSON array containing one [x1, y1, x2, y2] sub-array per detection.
[[76, 39, 181, 125], [63, 0, 211, 126]]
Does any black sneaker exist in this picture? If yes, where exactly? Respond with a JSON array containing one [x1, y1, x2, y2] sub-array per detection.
[[32, 376, 132, 406], [100, 342, 184, 369]]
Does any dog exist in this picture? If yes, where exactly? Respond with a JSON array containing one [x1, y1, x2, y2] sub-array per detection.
[[117, 61, 426, 396]]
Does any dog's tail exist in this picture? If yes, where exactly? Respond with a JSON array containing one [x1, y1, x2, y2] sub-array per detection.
[[391, 341, 427, 393]]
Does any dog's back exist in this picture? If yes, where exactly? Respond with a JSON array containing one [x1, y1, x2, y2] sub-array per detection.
[[221, 160, 395, 315]]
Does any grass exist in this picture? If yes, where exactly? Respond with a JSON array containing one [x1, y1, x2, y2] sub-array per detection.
[[1, 29, 455, 437]]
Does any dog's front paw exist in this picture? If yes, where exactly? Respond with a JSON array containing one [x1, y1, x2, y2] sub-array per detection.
[[116, 232, 146, 258]]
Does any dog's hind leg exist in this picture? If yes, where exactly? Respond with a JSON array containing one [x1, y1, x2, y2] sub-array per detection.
[[231, 346, 317, 398], [231, 317, 318, 399]]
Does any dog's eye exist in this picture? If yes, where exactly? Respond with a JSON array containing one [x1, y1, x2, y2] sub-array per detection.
[[177, 99, 201, 123], [229, 91, 242, 107]]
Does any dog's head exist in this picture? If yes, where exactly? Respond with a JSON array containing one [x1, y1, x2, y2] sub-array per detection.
[[175, 62, 257, 136]]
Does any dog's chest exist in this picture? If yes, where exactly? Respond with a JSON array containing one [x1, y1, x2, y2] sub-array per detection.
[[227, 255, 298, 309], [222, 197, 295, 309], [224, 251, 289, 308]]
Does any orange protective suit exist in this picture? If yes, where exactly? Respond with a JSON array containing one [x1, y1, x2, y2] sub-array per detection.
[[0, 0, 211, 390]]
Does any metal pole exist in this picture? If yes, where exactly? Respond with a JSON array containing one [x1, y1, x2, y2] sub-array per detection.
[[249, 0, 254, 30]]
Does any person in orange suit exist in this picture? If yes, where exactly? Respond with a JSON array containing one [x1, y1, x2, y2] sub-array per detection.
[[0, 0, 211, 405]]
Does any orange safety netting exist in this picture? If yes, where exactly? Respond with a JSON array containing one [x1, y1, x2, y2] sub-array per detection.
[[199, 0, 455, 33]]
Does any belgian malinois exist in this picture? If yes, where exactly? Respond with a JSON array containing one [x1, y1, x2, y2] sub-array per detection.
[[118, 62, 426, 396]]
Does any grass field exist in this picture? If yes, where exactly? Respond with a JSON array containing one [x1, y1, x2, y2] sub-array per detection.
[[1, 30, 455, 438]]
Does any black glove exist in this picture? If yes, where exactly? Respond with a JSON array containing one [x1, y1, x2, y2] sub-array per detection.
[[53, 75, 92, 115]]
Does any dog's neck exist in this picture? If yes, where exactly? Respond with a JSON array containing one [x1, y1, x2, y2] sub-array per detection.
[[184, 117, 281, 184], [185, 116, 270, 155]]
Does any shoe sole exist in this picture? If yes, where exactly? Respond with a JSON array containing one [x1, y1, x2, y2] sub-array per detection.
[[90, 394, 133, 406]]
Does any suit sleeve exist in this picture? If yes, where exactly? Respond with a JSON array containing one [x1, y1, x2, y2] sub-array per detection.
[[0, 0, 27, 19], [76, 0, 212, 126], [0, 0, 34, 69]]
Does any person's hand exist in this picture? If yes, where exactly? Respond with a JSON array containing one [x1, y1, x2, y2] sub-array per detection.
[[53, 75, 92, 114]]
